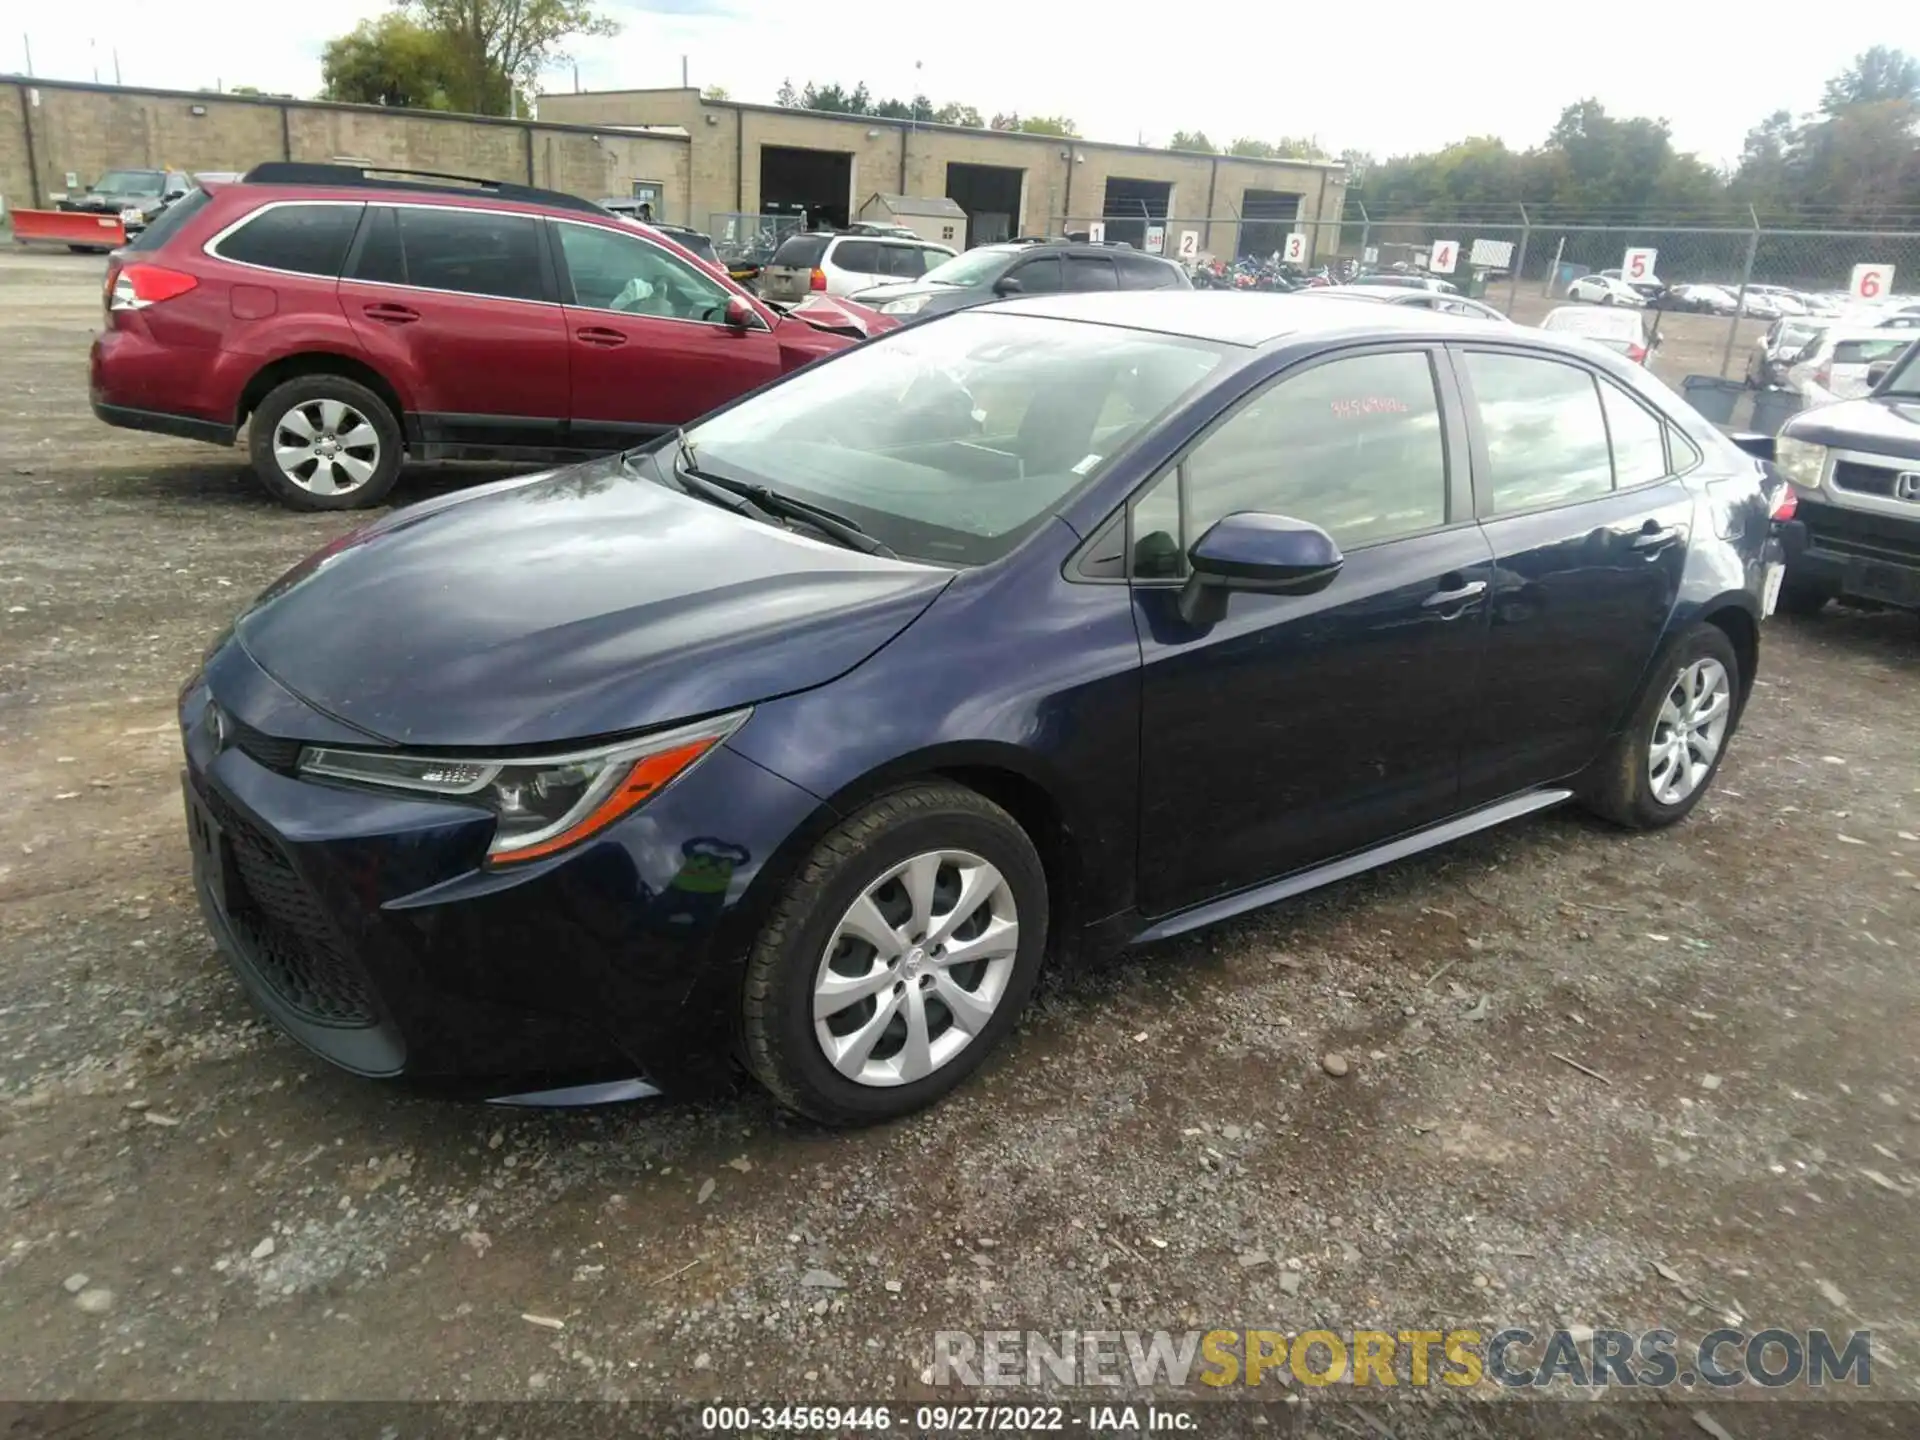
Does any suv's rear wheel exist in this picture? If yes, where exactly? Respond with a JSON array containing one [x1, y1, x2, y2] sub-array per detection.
[[248, 376, 402, 511]]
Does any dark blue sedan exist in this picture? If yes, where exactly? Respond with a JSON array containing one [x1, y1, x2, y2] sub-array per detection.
[[180, 292, 1781, 1124]]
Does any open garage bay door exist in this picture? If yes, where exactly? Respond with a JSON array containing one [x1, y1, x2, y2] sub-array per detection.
[[946, 163, 1022, 246], [1102, 178, 1172, 251], [760, 146, 854, 231], [1238, 189, 1303, 261]]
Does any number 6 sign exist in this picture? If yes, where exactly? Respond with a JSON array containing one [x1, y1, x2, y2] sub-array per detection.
[[1623, 247, 1657, 281], [1282, 232, 1308, 265], [1429, 239, 1458, 274], [1851, 263, 1895, 300]]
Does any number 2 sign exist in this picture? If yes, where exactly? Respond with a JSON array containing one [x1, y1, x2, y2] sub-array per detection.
[[1429, 239, 1458, 274], [1851, 263, 1895, 300], [1282, 232, 1308, 265], [1623, 247, 1658, 281]]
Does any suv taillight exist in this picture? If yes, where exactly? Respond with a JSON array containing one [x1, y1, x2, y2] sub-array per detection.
[[1814, 362, 1833, 391], [109, 264, 198, 312], [809, 268, 827, 292], [1770, 485, 1798, 522], [1627, 343, 1647, 364]]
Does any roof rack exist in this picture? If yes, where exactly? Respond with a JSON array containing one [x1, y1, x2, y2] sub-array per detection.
[[238, 162, 605, 216]]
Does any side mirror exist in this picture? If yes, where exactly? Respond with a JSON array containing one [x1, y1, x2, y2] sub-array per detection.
[[1177, 513, 1344, 626], [992, 275, 1023, 296], [723, 294, 758, 331], [1866, 361, 1893, 389], [1726, 432, 1776, 462]]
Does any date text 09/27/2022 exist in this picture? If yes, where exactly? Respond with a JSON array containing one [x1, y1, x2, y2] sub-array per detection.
[[699, 1405, 1193, 1432]]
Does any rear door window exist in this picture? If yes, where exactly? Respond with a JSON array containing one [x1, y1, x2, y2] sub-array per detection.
[[1464, 351, 1613, 513], [1834, 338, 1912, 366], [1115, 253, 1178, 290], [213, 203, 363, 277], [1064, 254, 1118, 291], [395, 207, 548, 302]]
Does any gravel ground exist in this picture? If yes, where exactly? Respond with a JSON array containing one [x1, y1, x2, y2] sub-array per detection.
[[2, 248, 1917, 1426]]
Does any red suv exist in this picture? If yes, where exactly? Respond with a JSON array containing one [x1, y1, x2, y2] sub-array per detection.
[[90, 164, 891, 510]]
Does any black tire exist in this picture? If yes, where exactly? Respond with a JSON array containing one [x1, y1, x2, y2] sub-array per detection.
[[247, 374, 403, 512], [742, 782, 1048, 1126], [1600, 293, 1616, 306], [1774, 575, 1833, 618], [1583, 623, 1742, 831]]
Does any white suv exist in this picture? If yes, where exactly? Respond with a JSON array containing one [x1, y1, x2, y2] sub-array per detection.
[[758, 232, 956, 303]]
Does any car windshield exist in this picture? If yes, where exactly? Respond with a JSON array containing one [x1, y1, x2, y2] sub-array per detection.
[[681, 310, 1228, 565], [95, 170, 163, 193], [919, 248, 1017, 287], [1540, 308, 1641, 341]]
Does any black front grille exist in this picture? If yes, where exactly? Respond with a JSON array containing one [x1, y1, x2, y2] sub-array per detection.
[[1831, 460, 1906, 498], [202, 789, 377, 1027]]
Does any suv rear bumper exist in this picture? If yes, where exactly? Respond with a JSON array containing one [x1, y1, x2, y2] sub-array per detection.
[[91, 398, 235, 446]]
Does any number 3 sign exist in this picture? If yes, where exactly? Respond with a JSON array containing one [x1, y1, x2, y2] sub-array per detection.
[[1282, 232, 1308, 265], [1851, 263, 1895, 300]]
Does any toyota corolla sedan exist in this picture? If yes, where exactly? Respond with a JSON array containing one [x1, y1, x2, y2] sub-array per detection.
[[180, 293, 1781, 1125]]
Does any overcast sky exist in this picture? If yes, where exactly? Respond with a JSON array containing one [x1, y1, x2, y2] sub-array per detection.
[[16, 1, 1919, 170]]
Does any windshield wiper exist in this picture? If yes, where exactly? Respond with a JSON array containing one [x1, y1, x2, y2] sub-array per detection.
[[663, 431, 899, 559]]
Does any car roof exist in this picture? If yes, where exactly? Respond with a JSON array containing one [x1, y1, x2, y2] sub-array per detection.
[[994, 291, 1511, 347], [1540, 305, 1644, 334]]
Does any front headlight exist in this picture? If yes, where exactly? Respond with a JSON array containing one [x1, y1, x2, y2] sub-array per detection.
[[879, 295, 932, 315], [1775, 436, 1828, 488], [297, 709, 748, 864]]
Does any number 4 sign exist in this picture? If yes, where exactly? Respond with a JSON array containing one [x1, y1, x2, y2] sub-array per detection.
[[1429, 239, 1458, 274], [1283, 232, 1308, 265], [1623, 247, 1658, 281], [1851, 263, 1895, 300]]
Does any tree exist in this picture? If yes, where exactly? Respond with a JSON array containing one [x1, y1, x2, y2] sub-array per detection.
[[1822, 46, 1920, 111], [321, 15, 464, 111], [935, 102, 982, 128], [796, 81, 872, 114], [1227, 136, 1323, 159], [775, 77, 799, 107], [400, 0, 617, 115], [701, 84, 728, 101], [990, 112, 1077, 136], [1168, 130, 1216, 153]]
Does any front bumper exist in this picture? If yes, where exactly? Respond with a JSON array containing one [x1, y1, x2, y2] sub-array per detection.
[[179, 644, 826, 1097], [1777, 495, 1920, 610]]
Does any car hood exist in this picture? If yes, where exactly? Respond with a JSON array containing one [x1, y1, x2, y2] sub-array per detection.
[[1782, 396, 1920, 461], [783, 294, 896, 339], [234, 455, 951, 748]]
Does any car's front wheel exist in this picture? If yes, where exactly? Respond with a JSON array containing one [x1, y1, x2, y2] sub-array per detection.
[[1583, 623, 1741, 830], [247, 375, 403, 511], [742, 783, 1048, 1125]]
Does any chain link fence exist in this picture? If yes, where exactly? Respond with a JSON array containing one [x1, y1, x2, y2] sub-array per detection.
[[707, 212, 803, 269]]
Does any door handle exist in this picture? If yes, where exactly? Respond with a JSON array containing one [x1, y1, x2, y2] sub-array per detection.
[[1633, 525, 1682, 553], [362, 302, 419, 324], [1422, 578, 1488, 611], [576, 326, 628, 347]]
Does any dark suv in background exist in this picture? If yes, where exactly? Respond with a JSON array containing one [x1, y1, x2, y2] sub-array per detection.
[[850, 239, 1190, 319], [88, 164, 889, 511]]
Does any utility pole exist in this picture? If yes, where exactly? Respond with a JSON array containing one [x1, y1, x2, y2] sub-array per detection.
[[681, 55, 688, 89], [112, 47, 120, 85], [22, 33, 32, 76]]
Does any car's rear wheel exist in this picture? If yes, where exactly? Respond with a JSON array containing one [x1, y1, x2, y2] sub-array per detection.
[[1583, 623, 1741, 830], [742, 783, 1047, 1126], [247, 375, 402, 512]]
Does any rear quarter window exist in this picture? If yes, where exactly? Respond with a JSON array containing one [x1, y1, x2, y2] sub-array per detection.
[[831, 240, 882, 273], [1834, 339, 1911, 365], [213, 202, 363, 277], [127, 188, 213, 252]]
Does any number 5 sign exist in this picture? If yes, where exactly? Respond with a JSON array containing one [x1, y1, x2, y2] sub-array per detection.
[[1851, 263, 1895, 300], [1623, 247, 1657, 281], [1282, 232, 1308, 265], [1429, 239, 1459, 274]]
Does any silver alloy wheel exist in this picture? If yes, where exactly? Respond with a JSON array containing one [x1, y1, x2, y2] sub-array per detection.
[[812, 849, 1019, 1088], [1648, 657, 1732, 806], [272, 398, 380, 496]]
